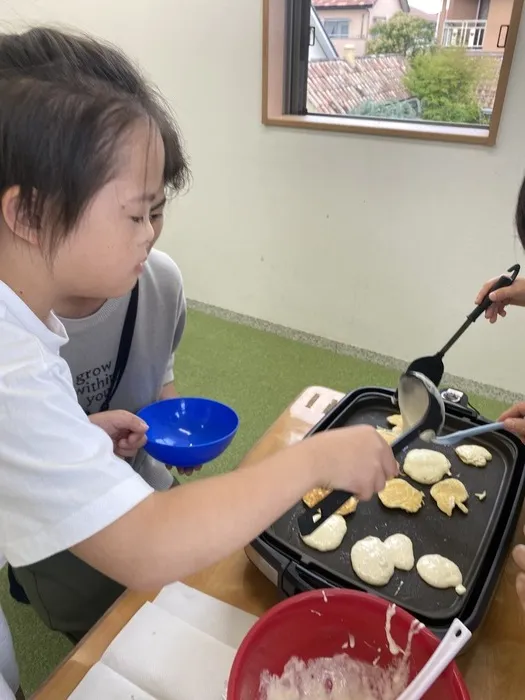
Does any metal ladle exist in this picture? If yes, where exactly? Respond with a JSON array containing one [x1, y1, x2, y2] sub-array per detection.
[[298, 372, 445, 537], [405, 264, 520, 387]]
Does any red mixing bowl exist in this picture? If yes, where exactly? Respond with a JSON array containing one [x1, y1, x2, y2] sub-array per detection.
[[227, 589, 470, 700]]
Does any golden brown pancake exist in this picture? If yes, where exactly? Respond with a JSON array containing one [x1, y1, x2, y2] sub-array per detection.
[[387, 414, 404, 430], [376, 427, 398, 445], [430, 478, 469, 517], [378, 478, 424, 513], [302, 488, 358, 516]]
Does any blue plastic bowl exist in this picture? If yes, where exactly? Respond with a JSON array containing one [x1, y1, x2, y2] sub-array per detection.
[[137, 397, 239, 468]]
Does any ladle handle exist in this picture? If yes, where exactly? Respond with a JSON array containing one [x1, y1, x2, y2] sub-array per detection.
[[396, 619, 471, 700], [468, 264, 520, 322]]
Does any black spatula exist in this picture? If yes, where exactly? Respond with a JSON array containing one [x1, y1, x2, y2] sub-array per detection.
[[298, 372, 445, 537], [405, 264, 520, 388]]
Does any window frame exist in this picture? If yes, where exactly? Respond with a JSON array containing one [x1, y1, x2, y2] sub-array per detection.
[[262, 0, 524, 146], [323, 18, 350, 38]]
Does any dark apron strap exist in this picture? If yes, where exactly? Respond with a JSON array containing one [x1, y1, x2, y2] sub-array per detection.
[[99, 282, 139, 413]]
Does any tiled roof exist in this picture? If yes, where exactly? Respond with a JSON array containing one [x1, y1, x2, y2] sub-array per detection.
[[312, 0, 376, 8], [307, 56, 409, 114], [307, 54, 503, 116], [476, 54, 503, 110]]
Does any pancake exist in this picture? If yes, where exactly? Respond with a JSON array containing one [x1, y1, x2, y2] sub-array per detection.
[[455, 444, 492, 468], [300, 514, 347, 552], [351, 536, 395, 586], [376, 427, 398, 446], [387, 414, 404, 430], [378, 478, 424, 513], [303, 488, 358, 516], [416, 554, 466, 595], [383, 534, 414, 571], [403, 449, 451, 485], [430, 478, 469, 517]]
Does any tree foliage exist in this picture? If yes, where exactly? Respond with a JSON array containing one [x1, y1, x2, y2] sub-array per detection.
[[350, 99, 420, 120], [404, 47, 488, 124], [367, 13, 436, 57]]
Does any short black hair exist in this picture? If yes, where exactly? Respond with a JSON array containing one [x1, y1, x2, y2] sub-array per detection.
[[517, 176, 525, 249], [0, 27, 189, 254]]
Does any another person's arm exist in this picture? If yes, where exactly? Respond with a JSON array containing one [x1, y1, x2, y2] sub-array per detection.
[[513, 539, 525, 612], [475, 276, 525, 324], [496, 403, 525, 443], [474, 277, 525, 442], [159, 381, 177, 400]]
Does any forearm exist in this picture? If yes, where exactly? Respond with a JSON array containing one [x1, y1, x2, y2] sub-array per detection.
[[72, 439, 319, 590], [159, 382, 177, 400]]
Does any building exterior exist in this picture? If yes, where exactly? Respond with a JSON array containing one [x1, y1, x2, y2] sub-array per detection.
[[313, 0, 410, 57], [310, 6, 339, 60], [440, 0, 513, 52]]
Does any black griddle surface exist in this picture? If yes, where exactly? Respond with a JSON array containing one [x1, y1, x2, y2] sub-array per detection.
[[265, 389, 520, 622]]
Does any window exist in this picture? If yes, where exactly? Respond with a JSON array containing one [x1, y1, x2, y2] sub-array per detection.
[[263, 0, 524, 145], [324, 18, 350, 39]]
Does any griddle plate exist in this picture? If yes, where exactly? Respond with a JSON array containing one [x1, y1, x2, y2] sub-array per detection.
[[265, 390, 520, 622]]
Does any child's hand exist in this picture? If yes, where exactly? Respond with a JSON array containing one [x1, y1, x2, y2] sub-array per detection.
[[310, 425, 399, 501], [498, 403, 525, 443], [475, 276, 525, 324], [512, 541, 525, 612], [89, 410, 148, 458], [175, 465, 202, 476]]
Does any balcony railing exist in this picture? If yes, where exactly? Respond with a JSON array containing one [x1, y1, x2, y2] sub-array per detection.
[[442, 20, 487, 49]]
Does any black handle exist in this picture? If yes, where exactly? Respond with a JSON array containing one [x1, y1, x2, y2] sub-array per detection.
[[389, 426, 422, 456], [297, 425, 423, 537], [298, 490, 354, 537], [281, 561, 332, 596], [468, 264, 520, 322]]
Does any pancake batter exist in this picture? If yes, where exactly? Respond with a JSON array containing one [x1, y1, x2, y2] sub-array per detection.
[[455, 444, 492, 468], [383, 534, 414, 571], [300, 514, 347, 552], [416, 554, 466, 595], [403, 449, 451, 485]]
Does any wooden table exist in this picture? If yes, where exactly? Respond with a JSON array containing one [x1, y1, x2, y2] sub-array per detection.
[[33, 387, 525, 699]]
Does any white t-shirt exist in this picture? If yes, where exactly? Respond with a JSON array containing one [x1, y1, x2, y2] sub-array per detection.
[[0, 281, 154, 568]]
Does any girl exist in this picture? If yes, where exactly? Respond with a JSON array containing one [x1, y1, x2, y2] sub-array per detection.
[[0, 26, 398, 642], [4, 29, 187, 638]]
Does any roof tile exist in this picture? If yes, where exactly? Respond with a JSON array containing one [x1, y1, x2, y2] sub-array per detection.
[[307, 54, 503, 115]]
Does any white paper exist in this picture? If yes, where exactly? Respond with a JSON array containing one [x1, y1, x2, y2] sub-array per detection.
[[101, 602, 236, 700], [153, 582, 257, 648], [68, 662, 157, 699]]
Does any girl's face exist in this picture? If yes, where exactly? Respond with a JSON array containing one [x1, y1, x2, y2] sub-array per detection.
[[52, 121, 165, 300]]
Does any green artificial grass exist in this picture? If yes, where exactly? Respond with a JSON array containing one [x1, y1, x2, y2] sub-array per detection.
[[0, 309, 509, 694]]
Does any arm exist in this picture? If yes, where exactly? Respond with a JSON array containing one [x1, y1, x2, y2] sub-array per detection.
[[159, 382, 177, 400], [0, 336, 396, 590], [475, 276, 525, 323], [72, 425, 398, 591], [72, 440, 320, 589]]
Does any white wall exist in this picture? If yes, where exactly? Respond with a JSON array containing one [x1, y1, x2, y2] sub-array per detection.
[[2, 0, 525, 394], [371, 0, 404, 23]]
